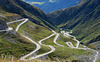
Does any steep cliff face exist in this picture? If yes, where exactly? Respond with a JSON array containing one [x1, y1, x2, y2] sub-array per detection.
[[48, 0, 100, 44]]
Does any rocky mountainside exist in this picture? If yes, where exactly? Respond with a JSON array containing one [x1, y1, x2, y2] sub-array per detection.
[[0, 17, 8, 34], [0, 18, 7, 30], [48, 0, 100, 45]]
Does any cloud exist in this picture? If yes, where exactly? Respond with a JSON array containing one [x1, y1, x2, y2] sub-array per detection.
[[31, 2, 45, 5], [49, 0, 56, 3]]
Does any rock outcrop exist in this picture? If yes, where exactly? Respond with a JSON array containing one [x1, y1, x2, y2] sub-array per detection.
[[0, 17, 8, 34]]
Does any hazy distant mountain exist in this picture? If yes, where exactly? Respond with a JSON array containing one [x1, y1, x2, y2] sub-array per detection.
[[24, 0, 81, 13]]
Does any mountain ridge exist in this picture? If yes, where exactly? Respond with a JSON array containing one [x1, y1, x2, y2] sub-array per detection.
[[24, 0, 81, 13], [0, 0, 57, 30], [48, 0, 100, 45]]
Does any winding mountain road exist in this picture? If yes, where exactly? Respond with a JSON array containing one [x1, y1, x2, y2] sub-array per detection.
[[13, 18, 41, 61], [12, 18, 56, 61], [66, 42, 74, 48], [2, 18, 98, 62], [61, 31, 79, 48], [15, 19, 28, 31], [7, 19, 26, 25], [0, 27, 13, 32], [54, 33, 64, 47], [52, 30, 64, 47], [20, 34, 41, 61], [61, 31, 99, 62], [20, 33, 56, 61], [29, 33, 56, 60]]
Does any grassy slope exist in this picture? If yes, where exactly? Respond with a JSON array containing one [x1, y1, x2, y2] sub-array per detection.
[[8, 20, 93, 61], [7, 19, 53, 56], [17, 21, 53, 42], [48, 0, 100, 45], [0, 16, 54, 61], [0, 0, 98, 61], [0, 0, 55, 60], [0, 32, 36, 58], [57, 34, 77, 46], [71, 5, 100, 44], [97, 55, 100, 62], [0, 9, 53, 58], [8, 21, 24, 30], [42, 34, 92, 61], [0, 0, 56, 59], [0, 0, 57, 30], [1, 19, 94, 61], [0, 58, 60, 62]]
